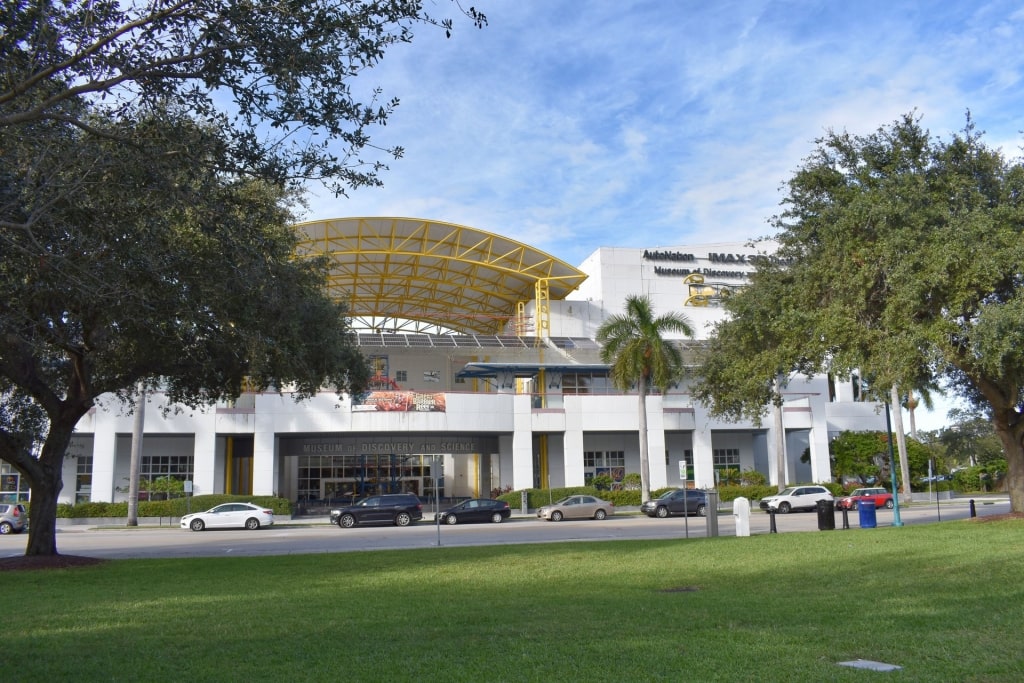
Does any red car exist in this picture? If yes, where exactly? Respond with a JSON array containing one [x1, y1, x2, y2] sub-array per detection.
[[835, 487, 894, 511]]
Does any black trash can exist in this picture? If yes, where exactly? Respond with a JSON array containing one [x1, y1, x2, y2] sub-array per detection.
[[816, 499, 836, 530], [858, 499, 877, 528]]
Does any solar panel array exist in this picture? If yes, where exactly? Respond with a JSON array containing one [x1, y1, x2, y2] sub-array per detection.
[[354, 333, 596, 349]]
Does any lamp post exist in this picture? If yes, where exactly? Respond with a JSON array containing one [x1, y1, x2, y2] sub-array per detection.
[[884, 401, 904, 527]]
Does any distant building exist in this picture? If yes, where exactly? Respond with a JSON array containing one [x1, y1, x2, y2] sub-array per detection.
[[43, 218, 884, 506]]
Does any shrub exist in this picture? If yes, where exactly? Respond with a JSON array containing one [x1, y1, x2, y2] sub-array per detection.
[[740, 469, 767, 486], [621, 473, 641, 490], [56, 495, 292, 518]]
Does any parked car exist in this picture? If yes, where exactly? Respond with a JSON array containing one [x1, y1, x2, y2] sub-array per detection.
[[536, 495, 613, 521], [331, 493, 423, 528], [641, 489, 709, 518], [835, 487, 894, 510], [0, 503, 27, 535], [436, 498, 511, 525], [758, 485, 833, 513], [180, 502, 274, 531]]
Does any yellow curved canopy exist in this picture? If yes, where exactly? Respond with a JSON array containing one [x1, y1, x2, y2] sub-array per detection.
[[294, 217, 588, 335]]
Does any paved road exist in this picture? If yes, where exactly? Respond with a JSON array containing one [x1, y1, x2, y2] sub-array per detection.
[[0, 497, 1010, 560]]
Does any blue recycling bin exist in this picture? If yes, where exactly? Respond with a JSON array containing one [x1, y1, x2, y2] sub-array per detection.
[[858, 499, 877, 528]]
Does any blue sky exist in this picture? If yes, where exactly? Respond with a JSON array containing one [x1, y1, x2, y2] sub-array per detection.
[[305, 0, 1024, 429]]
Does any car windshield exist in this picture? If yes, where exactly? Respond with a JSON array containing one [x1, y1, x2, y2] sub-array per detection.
[[777, 488, 798, 496], [553, 497, 572, 505]]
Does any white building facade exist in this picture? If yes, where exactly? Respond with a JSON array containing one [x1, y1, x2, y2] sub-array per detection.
[[44, 221, 886, 507]]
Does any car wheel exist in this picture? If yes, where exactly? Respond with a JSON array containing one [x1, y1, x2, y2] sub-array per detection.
[[395, 512, 412, 526], [445, 514, 458, 525], [655, 506, 669, 518], [551, 510, 563, 521], [885, 499, 895, 509], [778, 502, 791, 514], [490, 512, 504, 523], [594, 509, 607, 520], [0, 521, 12, 535], [696, 504, 707, 517], [339, 514, 356, 528], [244, 517, 260, 530], [189, 518, 205, 532]]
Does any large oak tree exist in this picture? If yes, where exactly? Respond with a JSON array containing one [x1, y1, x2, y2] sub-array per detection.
[[1, 111, 372, 555], [691, 113, 1024, 513], [1, 1, 485, 555]]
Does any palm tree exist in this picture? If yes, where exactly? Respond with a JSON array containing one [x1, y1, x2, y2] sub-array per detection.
[[596, 295, 694, 503]]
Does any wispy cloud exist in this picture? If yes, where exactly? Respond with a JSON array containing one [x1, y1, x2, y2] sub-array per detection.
[[306, 0, 1024, 266]]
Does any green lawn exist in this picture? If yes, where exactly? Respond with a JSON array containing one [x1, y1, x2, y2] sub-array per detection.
[[7, 518, 1023, 682]]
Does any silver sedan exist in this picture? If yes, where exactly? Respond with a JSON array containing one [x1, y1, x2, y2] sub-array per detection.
[[536, 495, 614, 521]]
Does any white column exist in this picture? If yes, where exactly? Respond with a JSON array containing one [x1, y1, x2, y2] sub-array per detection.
[[90, 421, 117, 503], [806, 391, 833, 483], [511, 394, 534, 490], [253, 427, 277, 496], [646, 395, 668, 491], [690, 405, 715, 489], [191, 420, 218, 497]]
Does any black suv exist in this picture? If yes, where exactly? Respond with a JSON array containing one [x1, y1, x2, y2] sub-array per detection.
[[331, 493, 423, 528], [640, 489, 709, 518]]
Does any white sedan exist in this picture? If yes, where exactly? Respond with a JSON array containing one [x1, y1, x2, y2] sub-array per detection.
[[180, 502, 274, 531]]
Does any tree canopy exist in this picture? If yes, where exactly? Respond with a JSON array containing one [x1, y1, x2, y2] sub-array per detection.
[[1, 110, 372, 555], [819, 431, 931, 487], [1, 1, 486, 556], [691, 113, 1024, 512], [0, 0, 486, 196]]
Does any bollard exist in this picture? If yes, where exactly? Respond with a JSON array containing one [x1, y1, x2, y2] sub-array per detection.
[[706, 490, 720, 537], [733, 497, 751, 537], [841, 508, 850, 529], [969, 499, 977, 518], [768, 508, 777, 534]]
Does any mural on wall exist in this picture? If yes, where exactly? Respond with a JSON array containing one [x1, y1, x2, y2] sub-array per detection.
[[353, 358, 447, 412], [354, 390, 446, 412]]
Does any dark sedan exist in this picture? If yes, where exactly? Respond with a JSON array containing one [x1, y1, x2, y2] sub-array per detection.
[[436, 498, 512, 525], [640, 488, 709, 518]]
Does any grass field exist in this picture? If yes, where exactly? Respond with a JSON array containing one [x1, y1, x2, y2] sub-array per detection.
[[5, 518, 1022, 682]]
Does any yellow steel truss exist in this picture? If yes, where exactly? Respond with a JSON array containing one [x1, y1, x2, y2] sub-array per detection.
[[294, 217, 588, 334]]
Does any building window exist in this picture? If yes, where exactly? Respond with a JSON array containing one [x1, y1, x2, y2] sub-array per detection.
[[0, 462, 30, 503], [583, 450, 625, 484], [76, 456, 93, 504], [395, 370, 408, 383], [140, 455, 194, 489], [713, 448, 740, 470]]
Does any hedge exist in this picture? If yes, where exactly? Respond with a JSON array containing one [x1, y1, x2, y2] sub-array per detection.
[[56, 495, 292, 518], [497, 484, 782, 509]]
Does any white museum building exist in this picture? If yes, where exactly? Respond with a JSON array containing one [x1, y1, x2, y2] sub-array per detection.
[[16, 218, 887, 507]]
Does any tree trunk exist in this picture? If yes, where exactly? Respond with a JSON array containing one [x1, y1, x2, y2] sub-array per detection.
[[5, 413, 84, 556], [992, 414, 1024, 513], [25, 478, 61, 556], [637, 375, 651, 504], [891, 385, 912, 502], [22, 430, 74, 556]]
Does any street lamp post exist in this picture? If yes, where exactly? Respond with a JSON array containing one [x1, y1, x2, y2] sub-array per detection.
[[884, 401, 904, 527]]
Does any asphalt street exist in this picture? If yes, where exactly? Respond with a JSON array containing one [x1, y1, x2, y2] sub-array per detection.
[[0, 496, 1010, 560]]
